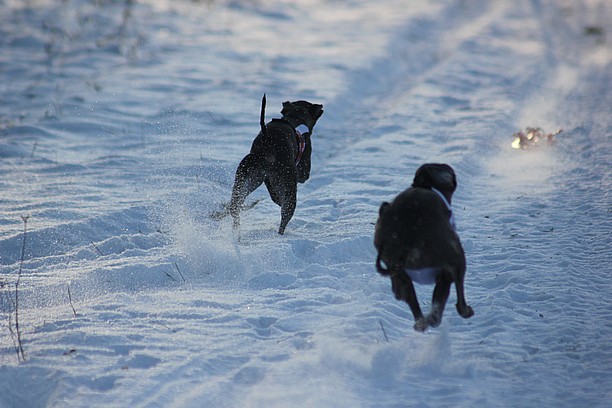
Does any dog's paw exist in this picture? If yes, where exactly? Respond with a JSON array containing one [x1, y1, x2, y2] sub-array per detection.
[[456, 303, 474, 319], [426, 313, 442, 328], [413, 318, 428, 332]]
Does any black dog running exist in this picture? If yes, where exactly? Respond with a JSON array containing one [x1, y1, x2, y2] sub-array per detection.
[[230, 94, 323, 235], [374, 163, 474, 332]]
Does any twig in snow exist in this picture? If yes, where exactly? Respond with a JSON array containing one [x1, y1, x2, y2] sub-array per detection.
[[379, 320, 389, 343], [14, 216, 29, 361], [67, 285, 77, 317], [174, 263, 186, 282], [153, 321, 177, 333], [30, 141, 38, 158], [6, 304, 19, 356], [91, 241, 104, 256], [2, 284, 19, 359], [163, 271, 177, 282]]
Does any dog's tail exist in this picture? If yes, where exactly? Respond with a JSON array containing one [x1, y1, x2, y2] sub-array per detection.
[[376, 253, 395, 276], [260, 93, 267, 138]]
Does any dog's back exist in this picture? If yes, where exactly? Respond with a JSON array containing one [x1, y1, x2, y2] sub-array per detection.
[[249, 121, 299, 168], [375, 186, 463, 272]]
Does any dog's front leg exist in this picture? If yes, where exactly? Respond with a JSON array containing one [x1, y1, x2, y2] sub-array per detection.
[[391, 274, 427, 332], [296, 138, 312, 183]]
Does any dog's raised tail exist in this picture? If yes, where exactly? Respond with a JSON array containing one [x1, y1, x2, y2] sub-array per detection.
[[260, 93, 267, 138]]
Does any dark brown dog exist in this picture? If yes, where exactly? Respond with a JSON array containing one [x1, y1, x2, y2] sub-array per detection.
[[230, 95, 323, 234], [374, 163, 474, 332]]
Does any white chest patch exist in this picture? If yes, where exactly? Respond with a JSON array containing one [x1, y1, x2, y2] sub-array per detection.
[[431, 187, 456, 230], [405, 267, 440, 285], [295, 124, 309, 135]]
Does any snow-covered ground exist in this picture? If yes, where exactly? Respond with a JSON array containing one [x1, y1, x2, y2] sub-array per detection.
[[1, 0, 610, 406]]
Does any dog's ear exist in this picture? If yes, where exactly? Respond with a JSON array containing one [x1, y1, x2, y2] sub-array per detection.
[[413, 163, 457, 194], [310, 104, 324, 120], [281, 101, 294, 116], [378, 202, 390, 217]]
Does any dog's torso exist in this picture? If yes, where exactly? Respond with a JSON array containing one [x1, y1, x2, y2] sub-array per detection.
[[401, 187, 457, 284], [375, 187, 463, 272], [250, 118, 311, 182]]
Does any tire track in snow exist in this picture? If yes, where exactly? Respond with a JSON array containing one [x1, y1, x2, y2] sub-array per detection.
[[312, 1, 507, 160], [296, 1, 519, 242]]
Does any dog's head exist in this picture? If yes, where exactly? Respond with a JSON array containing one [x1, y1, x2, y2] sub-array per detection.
[[412, 163, 457, 203], [281, 101, 324, 132]]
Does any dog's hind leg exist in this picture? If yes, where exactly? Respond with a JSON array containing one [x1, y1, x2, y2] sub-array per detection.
[[427, 277, 451, 328], [278, 184, 297, 235], [391, 273, 427, 332], [453, 265, 475, 319], [230, 153, 265, 229], [264, 177, 282, 206]]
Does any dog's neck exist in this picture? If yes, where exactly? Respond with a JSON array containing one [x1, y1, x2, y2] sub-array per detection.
[[431, 187, 456, 230], [281, 116, 309, 132]]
